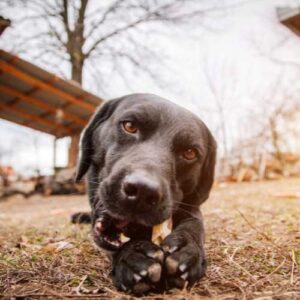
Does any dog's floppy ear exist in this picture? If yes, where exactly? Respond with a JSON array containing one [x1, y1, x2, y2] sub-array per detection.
[[75, 98, 123, 182], [196, 130, 217, 205]]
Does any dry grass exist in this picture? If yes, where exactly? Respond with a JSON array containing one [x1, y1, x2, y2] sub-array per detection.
[[0, 178, 300, 299]]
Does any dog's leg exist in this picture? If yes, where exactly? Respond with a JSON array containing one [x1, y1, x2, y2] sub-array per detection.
[[70, 194, 105, 225], [161, 209, 207, 289], [112, 240, 164, 294], [70, 212, 92, 224]]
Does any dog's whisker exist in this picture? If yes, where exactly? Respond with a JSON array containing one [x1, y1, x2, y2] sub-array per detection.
[[170, 207, 196, 219], [172, 201, 199, 209]]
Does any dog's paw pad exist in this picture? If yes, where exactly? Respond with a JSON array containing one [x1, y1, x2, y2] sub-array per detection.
[[133, 282, 151, 294], [148, 263, 162, 282], [170, 277, 186, 289], [133, 273, 142, 282], [166, 256, 179, 275]]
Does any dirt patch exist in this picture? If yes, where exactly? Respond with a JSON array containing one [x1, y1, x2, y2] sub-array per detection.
[[0, 178, 300, 299]]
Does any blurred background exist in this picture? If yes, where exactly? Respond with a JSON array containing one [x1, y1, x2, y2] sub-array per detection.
[[1, 0, 300, 197]]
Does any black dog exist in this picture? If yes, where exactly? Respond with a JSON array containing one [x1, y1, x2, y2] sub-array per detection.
[[74, 93, 216, 294]]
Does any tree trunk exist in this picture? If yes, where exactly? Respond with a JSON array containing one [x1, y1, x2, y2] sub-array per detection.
[[71, 54, 84, 85], [68, 56, 84, 167], [66, 0, 88, 168], [269, 119, 284, 174]]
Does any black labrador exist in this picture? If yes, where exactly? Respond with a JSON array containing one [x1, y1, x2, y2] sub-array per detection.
[[74, 93, 217, 294]]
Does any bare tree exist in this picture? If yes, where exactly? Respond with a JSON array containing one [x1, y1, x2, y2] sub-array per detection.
[[202, 56, 241, 160], [1, 0, 240, 88], [237, 70, 300, 177], [1, 0, 248, 169]]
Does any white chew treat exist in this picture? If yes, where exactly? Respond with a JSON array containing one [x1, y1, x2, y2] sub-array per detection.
[[152, 218, 172, 245], [120, 233, 131, 243]]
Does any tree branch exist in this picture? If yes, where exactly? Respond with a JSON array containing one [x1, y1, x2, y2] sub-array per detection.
[[61, 0, 71, 39], [84, 0, 126, 39], [85, 15, 150, 58]]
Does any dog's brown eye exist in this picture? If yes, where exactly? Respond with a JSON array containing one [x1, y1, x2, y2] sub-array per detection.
[[182, 148, 197, 160], [122, 121, 138, 134]]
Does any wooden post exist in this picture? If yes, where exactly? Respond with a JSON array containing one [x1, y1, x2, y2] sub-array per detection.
[[53, 137, 57, 175], [68, 134, 80, 168]]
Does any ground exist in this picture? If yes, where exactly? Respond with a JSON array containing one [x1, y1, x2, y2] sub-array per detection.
[[0, 178, 299, 300]]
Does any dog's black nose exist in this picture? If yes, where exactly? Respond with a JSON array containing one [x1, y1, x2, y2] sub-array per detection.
[[122, 172, 162, 208]]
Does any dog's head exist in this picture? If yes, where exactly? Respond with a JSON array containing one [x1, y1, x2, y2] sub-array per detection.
[[76, 94, 216, 239]]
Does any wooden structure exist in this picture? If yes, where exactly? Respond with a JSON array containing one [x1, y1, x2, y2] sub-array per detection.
[[0, 17, 11, 35], [278, 7, 300, 35], [0, 49, 103, 167]]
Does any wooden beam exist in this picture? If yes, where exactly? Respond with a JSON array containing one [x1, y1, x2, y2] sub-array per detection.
[[5, 55, 100, 117], [53, 137, 57, 173], [0, 115, 63, 137], [68, 134, 80, 168], [0, 102, 73, 136], [0, 85, 87, 127], [0, 60, 96, 112]]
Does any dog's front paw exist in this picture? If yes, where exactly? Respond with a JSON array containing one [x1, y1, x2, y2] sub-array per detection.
[[161, 232, 206, 289], [112, 240, 164, 294]]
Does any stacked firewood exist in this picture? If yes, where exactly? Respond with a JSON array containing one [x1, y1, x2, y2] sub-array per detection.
[[0, 167, 85, 200], [217, 152, 300, 183]]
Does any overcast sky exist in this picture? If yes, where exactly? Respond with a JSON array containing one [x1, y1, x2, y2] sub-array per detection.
[[1, 0, 300, 176]]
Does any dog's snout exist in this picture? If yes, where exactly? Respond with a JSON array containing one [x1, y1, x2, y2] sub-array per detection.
[[122, 173, 162, 208]]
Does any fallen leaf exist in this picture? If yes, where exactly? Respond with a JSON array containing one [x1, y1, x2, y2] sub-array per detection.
[[273, 192, 300, 199], [41, 241, 74, 253]]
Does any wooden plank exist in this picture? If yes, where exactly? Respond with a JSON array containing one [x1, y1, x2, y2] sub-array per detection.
[[0, 102, 72, 136], [0, 85, 87, 127], [68, 134, 80, 168], [0, 60, 96, 112], [282, 13, 300, 36], [0, 115, 61, 137]]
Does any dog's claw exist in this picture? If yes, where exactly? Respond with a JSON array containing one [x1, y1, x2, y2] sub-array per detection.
[[133, 273, 142, 282], [181, 272, 188, 280], [139, 270, 147, 277], [179, 263, 187, 272]]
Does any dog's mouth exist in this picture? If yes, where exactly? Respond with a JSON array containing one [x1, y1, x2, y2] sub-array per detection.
[[93, 217, 129, 250], [92, 216, 152, 251]]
